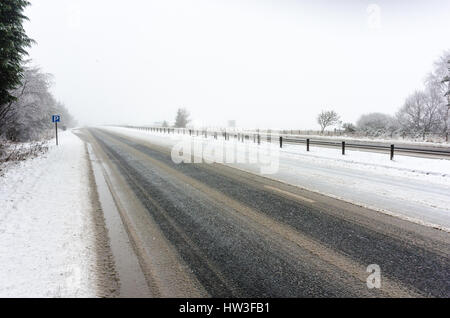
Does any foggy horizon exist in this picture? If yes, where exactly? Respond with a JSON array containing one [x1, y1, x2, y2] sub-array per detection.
[[24, 0, 450, 129]]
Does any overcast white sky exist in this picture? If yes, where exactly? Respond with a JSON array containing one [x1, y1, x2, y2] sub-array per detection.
[[24, 0, 450, 129]]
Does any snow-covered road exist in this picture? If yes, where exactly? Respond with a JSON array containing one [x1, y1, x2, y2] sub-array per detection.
[[102, 126, 450, 230], [0, 131, 98, 297]]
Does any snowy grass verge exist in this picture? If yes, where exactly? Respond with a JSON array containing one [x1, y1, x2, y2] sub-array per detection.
[[0, 140, 49, 175], [0, 131, 98, 297]]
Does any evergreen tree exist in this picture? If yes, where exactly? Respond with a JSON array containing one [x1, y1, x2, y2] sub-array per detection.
[[0, 0, 33, 114]]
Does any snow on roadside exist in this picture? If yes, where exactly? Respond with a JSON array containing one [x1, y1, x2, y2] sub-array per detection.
[[280, 143, 450, 183], [0, 131, 98, 297]]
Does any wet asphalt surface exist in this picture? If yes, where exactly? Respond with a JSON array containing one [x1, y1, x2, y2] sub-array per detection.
[[88, 128, 450, 297]]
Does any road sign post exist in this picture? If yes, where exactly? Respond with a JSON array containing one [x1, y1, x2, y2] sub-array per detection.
[[52, 115, 60, 146]]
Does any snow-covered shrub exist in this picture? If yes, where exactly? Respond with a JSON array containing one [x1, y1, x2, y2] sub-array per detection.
[[356, 113, 398, 137]]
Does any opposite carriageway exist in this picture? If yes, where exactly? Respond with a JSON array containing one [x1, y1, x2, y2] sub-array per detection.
[[119, 126, 450, 160]]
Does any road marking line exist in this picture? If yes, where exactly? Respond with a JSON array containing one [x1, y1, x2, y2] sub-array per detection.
[[264, 185, 315, 203]]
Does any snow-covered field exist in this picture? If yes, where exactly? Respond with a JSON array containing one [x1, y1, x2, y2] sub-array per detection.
[[0, 131, 97, 297], [103, 126, 450, 231]]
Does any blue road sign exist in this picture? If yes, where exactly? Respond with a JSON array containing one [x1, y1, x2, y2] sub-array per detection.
[[52, 115, 60, 123]]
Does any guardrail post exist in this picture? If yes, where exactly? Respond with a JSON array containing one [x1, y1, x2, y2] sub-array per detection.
[[279, 136, 283, 148], [390, 144, 394, 160], [342, 141, 345, 155], [307, 138, 310, 151]]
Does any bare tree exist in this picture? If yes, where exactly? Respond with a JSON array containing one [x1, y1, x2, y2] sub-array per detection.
[[174, 107, 190, 128], [426, 50, 450, 97], [317, 110, 340, 133], [396, 89, 443, 139], [425, 50, 450, 134]]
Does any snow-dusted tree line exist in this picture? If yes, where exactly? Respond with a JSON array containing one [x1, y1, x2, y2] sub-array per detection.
[[0, 64, 76, 141], [317, 51, 449, 140], [355, 50, 450, 139], [1, 1, 75, 143]]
